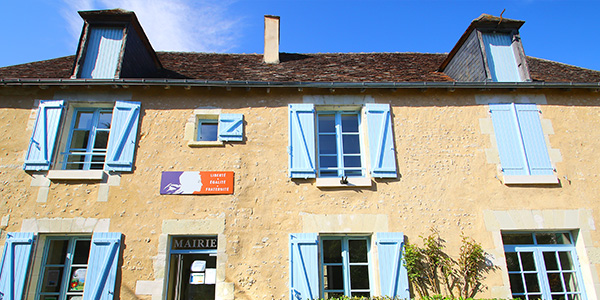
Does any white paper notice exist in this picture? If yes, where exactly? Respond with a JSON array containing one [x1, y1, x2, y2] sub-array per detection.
[[204, 268, 216, 284], [191, 260, 206, 272], [189, 273, 205, 284]]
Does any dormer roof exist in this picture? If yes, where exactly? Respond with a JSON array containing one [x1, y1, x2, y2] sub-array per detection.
[[71, 9, 162, 79], [439, 14, 531, 82], [439, 14, 525, 72]]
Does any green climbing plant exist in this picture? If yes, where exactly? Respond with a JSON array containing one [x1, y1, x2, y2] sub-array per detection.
[[403, 228, 496, 299]]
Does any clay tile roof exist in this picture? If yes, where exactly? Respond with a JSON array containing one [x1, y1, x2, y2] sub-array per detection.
[[0, 52, 598, 83]]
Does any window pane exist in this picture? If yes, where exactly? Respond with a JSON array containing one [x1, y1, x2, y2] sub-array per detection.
[[198, 122, 218, 141], [351, 292, 370, 298], [559, 252, 574, 270], [323, 240, 342, 263], [318, 114, 336, 133], [348, 240, 368, 263], [552, 296, 565, 300], [537, 233, 563, 245], [320, 156, 338, 169], [90, 156, 105, 170], [72, 240, 91, 264], [319, 135, 337, 154], [342, 135, 360, 154], [568, 295, 581, 300], [563, 272, 579, 292], [544, 252, 559, 271], [350, 265, 370, 289], [509, 274, 524, 293], [66, 155, 85, 170], [524, 273, 540, 292], [46, 240, 68, 264], [41, 267, 64, 293], [93, 131, 110, 150], [343, 156, 362, 169], [547, 272, 564, 292], [323, 265, 344, 290], [502, 233, 534, 245], [341, 114, 358, 132], [75, 112, 93, 129], [324, 292, 343, 299], [505, 252, 520, 271], [70, 130, 90, 149], [69, 268, 87, 292], [520, 252, 536, 271], [98, 112, 112, 129]]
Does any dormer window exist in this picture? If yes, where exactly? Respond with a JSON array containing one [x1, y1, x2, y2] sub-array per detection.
[[71, 9, 162, 79], [482, 32, 523, 82], [439, 14, 531, 82], [79, 27, 125, 79]]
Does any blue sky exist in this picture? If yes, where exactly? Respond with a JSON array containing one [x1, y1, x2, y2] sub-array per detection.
[[1, 0, 599, 71]]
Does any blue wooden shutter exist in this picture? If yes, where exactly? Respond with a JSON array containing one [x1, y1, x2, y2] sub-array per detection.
[[24, 100, 64, 171], [515, 104, 554, 176], [83, 232, 122, 300], [490, 103, 528, 176], [289, 233, 319, 300], [288, 104, 316, 178], [218, 113, 244, 142], [105, 101, 140, 172], [0, 232, 35, 300], [366, 103, 397, 178], [376, 232, 409, 299], [482, 33, 521, 82], [80, 27, 125, 79]]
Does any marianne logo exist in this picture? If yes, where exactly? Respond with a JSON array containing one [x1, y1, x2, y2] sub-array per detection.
[[160, 171, 234, 195]]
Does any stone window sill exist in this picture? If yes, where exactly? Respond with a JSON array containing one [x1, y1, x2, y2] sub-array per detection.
[[187, 140, 224, 147], [47, 170, 106, 181], [316, 177, 372, 188], [503, 174, 559, 185]]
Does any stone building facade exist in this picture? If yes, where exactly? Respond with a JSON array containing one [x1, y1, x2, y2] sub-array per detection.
[[1, 9, 600, 300]]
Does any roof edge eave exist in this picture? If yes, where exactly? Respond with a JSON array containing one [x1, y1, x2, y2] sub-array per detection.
[[1, 79, 599, 90]]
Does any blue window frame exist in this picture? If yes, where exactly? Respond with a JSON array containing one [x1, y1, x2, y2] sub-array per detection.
[[503, 232, 587, 300], [321, 236, 371, 298], [196, 119, 219, 141], [63, 108, 112, 170], [36, 236, 91, 300], [317, 112, 363, 177]]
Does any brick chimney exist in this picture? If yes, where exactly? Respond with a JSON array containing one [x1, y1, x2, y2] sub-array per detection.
[[263, 15, 280, 64]]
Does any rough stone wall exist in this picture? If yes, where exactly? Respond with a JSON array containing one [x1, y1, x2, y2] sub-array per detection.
[[1, 86, 600, 299]]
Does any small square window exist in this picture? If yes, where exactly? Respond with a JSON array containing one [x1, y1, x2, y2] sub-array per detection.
[[196, 120, 218, 141], [185, 110, 244, 147]]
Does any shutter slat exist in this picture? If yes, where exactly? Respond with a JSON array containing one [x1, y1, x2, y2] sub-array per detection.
[[24, 100, 64, 171], [105, 101, 140, 172], [289, 233, 319, 300], [366, 103, 397, 178], [376, 232, 409, 299], [83, 232, 121, 300], [490, 103, 528, 176], [288, 104, 316, 178], [0, 232, 35, 300], [515, 104, 554, 175], [218, 113, 244, 141]]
